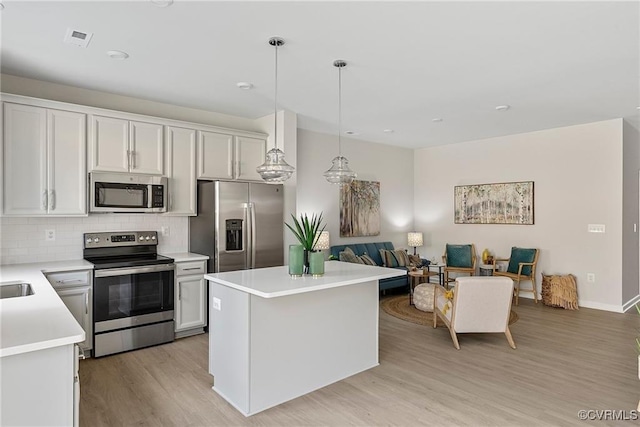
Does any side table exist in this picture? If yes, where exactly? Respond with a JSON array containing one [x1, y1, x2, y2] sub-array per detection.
[[426, 263, 445, 285], [479, 264, 494, 276], [408, 270, 439, 305]]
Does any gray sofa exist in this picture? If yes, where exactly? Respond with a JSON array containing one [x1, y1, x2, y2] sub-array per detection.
[[330, 241, 409, 292]]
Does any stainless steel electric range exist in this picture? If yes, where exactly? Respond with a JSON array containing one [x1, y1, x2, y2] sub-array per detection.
[[83, 231, 175, 358]]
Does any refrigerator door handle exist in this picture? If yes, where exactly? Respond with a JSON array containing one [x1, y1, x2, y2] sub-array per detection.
[[249, 202, 257, 269]]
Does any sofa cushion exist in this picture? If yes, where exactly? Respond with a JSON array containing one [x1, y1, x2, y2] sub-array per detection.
[[359, 254, 377, 265], [379, 249, 399, 267], [339, 247, 363, 264], [330, 242, 395, 266], [393, 249, 410, 267]]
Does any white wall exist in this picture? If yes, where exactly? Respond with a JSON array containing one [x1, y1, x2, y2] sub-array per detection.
[[297, 129, 415, 251], [414, 119, 626, 312]]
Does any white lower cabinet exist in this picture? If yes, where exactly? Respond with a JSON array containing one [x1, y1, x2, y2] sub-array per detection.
[[46, 270, 93, 354], [1, 344, 77, 426], [175, 260, 207, 337]]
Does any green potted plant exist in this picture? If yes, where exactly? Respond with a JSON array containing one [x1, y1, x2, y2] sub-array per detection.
[[285, 212, 326, 275]]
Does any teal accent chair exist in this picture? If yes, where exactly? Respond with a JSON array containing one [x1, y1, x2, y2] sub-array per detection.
[[442, 244, 477, 288], [494, 247, 539, 305]]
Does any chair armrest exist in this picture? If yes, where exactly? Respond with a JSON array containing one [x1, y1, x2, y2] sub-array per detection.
[[516, 262, 536, 275]]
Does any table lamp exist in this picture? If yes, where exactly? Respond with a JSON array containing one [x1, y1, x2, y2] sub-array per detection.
[[407, 232, 423, 255], [314, 231, 330, 251]]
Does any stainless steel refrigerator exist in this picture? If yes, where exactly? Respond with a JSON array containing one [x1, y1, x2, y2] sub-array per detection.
[[189, 181, 284, 273]]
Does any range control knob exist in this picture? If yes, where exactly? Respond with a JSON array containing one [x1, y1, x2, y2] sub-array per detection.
[[86, 237, 92, 244], [93, 237, 100, 243], [139, 236, 144, 241], [145, 236, 150, 241], [151, 235, 156, 241]]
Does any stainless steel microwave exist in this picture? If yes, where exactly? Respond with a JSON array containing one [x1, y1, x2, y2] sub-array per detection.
[[89, 172, 167, 213]]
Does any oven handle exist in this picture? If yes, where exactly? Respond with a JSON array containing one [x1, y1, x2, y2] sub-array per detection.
[[94, 264, 175, 278]]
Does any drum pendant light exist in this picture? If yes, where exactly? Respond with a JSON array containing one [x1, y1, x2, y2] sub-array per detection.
[[324, 60, 357, 185], [257, 37, 295, 183]]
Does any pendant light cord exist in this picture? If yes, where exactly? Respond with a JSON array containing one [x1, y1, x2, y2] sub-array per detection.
[[338, 63, 342, 157], [273, 42, 279, 151]]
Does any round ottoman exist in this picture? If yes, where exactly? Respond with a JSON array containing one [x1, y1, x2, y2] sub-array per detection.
[[413, 283, 435, 312]]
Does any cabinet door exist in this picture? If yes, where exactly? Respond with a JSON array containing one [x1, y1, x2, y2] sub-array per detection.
[[165, 126, 196, 215], [89, 115, 129, 173], [175, 275, 206, 332], [235, 136, 266, 181], [3, 103, 48, 215], [47, 109, 87, 215], [197, 130, 234, 180], [56, 287, 92, 351], [129, 120, 164, 175]]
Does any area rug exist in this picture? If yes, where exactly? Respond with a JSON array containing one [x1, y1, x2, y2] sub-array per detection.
[[380, 294, 519, 326]]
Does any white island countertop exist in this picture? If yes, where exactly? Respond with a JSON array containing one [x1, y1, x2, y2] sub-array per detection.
[[205, 261, 405, 298], [0, 260, 92, 358]]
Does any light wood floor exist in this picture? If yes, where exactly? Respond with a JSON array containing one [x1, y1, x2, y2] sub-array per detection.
[[80, 298, 639, 426]]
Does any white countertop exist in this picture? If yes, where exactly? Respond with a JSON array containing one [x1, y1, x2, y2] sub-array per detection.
[[0, 260, 92, 358], [205, 261, 405, 298], [162, 252, 209, 263]]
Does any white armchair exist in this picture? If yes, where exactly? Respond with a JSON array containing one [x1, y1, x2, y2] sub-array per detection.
[[433, 276, 516, 350]]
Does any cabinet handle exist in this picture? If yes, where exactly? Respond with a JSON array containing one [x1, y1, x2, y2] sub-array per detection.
[[49, 190, 56, 211], [169, 195, 173, 210], [178, 282, 181, 300], [56, 279, 83, 284], [42, 190, 48, 210], [131, 150, 136, 169], [181, 267, 200, 271], [126, 150, 131, 169], [85, 292, 89, 314]]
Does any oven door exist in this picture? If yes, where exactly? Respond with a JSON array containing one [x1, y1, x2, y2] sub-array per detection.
[[93, 264, 174, 332]]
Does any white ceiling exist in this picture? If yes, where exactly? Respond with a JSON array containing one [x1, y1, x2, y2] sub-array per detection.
[[1, 1, 639, 149]]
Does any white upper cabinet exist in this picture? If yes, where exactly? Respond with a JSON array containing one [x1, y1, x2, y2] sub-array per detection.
[[165, 126, 196, 216], [197, 130, 234, 180], [89, 115, 164, 175], [197, 131, 265, 181], [3, 103, 86, 216]]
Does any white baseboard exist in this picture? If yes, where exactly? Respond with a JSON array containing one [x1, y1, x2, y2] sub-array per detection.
[[516, 293, 625, 313], [622, 294, 640, 313]]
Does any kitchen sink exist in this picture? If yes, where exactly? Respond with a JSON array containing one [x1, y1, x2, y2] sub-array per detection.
[[0, 282, 34, 299]]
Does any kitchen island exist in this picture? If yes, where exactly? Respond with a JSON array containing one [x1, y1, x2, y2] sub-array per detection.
[[205, 261, 405, 416]]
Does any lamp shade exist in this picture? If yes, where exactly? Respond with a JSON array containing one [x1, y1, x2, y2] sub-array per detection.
[[407, 232, 423, 248], [314, 231, 330, 250]]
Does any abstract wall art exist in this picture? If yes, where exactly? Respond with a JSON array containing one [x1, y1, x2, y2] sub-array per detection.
[[454, 181, 534, 225]]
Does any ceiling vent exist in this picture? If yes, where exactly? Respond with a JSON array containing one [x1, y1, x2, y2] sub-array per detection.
[[63, 28, 93, 48]]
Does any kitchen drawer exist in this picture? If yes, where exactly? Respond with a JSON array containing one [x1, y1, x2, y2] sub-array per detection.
[[176, 261, 206, 277], [46, 270, 92, 289]]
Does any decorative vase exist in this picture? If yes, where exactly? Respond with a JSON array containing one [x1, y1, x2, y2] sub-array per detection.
[[482, 248, 490, 264], [309, 251, 325, 277], [289, 245, 304, 277]]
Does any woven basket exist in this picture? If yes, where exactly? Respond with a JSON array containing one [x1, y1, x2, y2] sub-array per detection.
[[541, 274, 579, 310]]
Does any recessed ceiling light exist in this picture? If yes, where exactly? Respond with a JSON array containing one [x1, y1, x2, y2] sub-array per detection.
[[150, 0, 173, 7], [432, 118, 443, 122], [236, 82, 253, 90], [495, 105, 510, 111], [636, 106, 640, 110], [383, 129, 394, 133], [107, 50, 129, 60]]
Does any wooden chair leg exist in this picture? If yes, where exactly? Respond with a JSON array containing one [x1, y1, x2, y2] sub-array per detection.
[[532, 278, 538, 303], [514, 279, 521, 305], [433, 311, 437, 328], [505, 327, 516, 349], [448, 327, 460, 350], [444, 271, 449, 289]]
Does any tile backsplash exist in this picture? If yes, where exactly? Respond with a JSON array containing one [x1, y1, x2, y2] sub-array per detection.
[[0, 215, 188, 265]]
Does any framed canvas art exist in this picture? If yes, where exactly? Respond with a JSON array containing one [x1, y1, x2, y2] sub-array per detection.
[[340, 180, 380, 237], [454, 181, 534, 224]]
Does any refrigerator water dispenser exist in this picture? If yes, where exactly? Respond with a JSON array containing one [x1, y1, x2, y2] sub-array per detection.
[[225, 219, 243, 251]]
